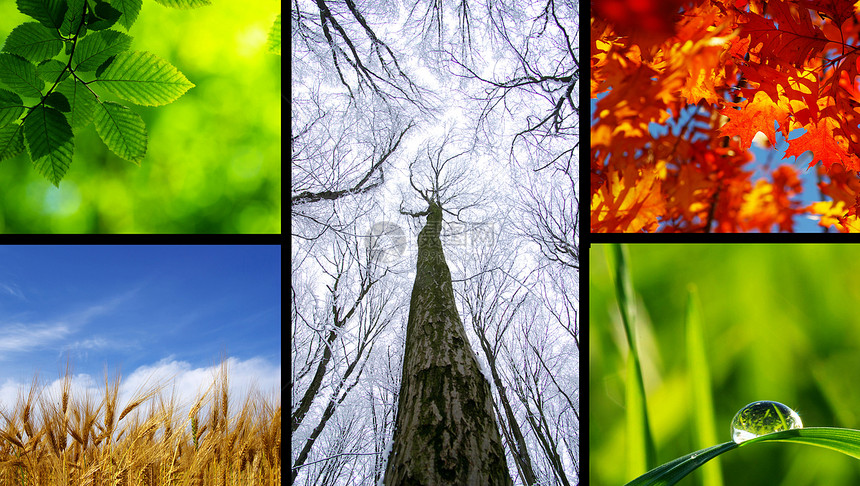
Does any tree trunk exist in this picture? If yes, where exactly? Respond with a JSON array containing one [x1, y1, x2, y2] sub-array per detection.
[[383, 203, 513, 485]]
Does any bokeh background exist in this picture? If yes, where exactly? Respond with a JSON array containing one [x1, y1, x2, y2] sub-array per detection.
[[0, 1, 281, 233], [591, 244, 860, 485]]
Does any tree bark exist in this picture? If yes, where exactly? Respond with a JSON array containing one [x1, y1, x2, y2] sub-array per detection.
[[383, 203, 512, 485]]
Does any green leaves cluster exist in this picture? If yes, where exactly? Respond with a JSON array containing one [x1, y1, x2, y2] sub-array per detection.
[[0, 0, 205, 186]]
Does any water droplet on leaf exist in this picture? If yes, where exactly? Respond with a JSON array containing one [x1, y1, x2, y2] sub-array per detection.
[[731, 400, 802, 444]]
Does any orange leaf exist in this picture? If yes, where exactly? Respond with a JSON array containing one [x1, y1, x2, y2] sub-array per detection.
[[719, 91, 788, 149], [807, 200, 860, 232], [782, 119, 859, 171], [591, 163, 665, 233]]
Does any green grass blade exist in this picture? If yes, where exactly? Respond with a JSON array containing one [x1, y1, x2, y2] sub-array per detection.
[[740, 427, 860, 458], [607, 243, 656, 476], [685, 285, 723, 486], [624, 442, 738, 486], [625, 428, 860, 486]]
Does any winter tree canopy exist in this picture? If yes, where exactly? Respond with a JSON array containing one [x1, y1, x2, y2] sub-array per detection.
[[291, 0, 579, 484]]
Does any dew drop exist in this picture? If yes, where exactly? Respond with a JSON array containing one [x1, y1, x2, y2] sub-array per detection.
[[730, 400, 803, 444]]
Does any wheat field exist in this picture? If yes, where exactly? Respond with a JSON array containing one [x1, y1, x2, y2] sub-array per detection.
[[0, 358, 281, 486]]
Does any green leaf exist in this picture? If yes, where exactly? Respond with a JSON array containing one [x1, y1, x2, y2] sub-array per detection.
[[73, 29, 132, 71], [24, 106, 74, 186], [624, 442, 738, 486], [607, 243, 656, 476], [624, 428, 860, 486], [0, 53, 44, 99], [93, 101, 146, 163], [108, 0, 142, 29], [36, 59, 70, 83], [96, 51, 194, 106], [267, 14, 280, 55], [152, 0, 211, 9], [61, 0, 88, 37], [87, 1, 122, 31], [0, 89, 25, 128], [57, 78, 96, 129], [0, 123, 26, 161], [16, 0, 68, 30], [2, 22, 63, 63], [44, 92, 71, 112], [95, 55, 115, 77]]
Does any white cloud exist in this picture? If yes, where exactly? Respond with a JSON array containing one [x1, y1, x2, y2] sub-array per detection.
[[0, 282, 25, 300], [0, 290, 144, 360], [0, 323, 72, 356]]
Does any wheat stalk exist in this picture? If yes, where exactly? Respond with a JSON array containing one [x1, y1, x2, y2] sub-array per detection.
[[0, 353, 281, 485]]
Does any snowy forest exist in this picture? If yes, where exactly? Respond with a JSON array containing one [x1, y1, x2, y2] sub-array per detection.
[[291, 0, 578, 484]]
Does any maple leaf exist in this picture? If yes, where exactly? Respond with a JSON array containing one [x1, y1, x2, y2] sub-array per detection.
[[719, 91, 789, 148], [591, 163, 665, 233], [807, 200, 860, 232], [799, 0, 858, 27], [740, 0, 828, 68], [782, 119, 860, 171], [665, 162, 713, 223], [736, 165, 802, 232]]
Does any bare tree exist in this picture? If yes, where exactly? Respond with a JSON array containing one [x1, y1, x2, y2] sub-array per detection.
[[292, 0, 428, 241], [440, 0, 580, 273], [293, 0, 428, 105], [291, 221, 400, 484], [292, 1, 579, 484], [291, 87, 415, 218], [446, 0, 578, 173], [384, 155, 512, 484], [454, 235, 539, 486], [450, 214, 579, 486], [512, 168, 580, 270], [506, 312, 578, 486], [398, 129, 487, 223]]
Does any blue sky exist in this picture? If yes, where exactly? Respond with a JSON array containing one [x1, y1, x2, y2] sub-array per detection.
[[0, 245, 280, 422]]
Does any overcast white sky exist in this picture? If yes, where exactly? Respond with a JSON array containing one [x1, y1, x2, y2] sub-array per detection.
[[0, 245, 280, 425]]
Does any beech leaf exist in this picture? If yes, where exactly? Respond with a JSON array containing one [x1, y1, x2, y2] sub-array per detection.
[[24, 106, 74, 186], [16, 0, 68, 30], [95, 50, 194, 106], [0, 53, 44, 99], [107, 0, 142, 30], [73, 29, 133, 71], [1, 22, 63, 63], [56, 78, 97, 129], [0, 123, 26, 161], [0, 89, 25, 128], [93, 100, 147, 164]]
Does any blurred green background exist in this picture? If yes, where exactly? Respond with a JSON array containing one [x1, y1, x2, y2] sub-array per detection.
[[591, 244, 860, 486], [0, 0, 281, 233]]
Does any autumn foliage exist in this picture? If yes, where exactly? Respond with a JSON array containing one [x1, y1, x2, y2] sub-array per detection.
[[591, 0, 860, 232]]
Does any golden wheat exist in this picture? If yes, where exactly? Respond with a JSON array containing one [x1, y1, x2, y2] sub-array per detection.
[[0, 356, 281, 486]]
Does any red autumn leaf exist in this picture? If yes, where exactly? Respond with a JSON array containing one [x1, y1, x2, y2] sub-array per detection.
[[719, 91, 789, 148], [799, 0, 857, 28], [782, 119, 860, 171], [740, 0, 828, 68]]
